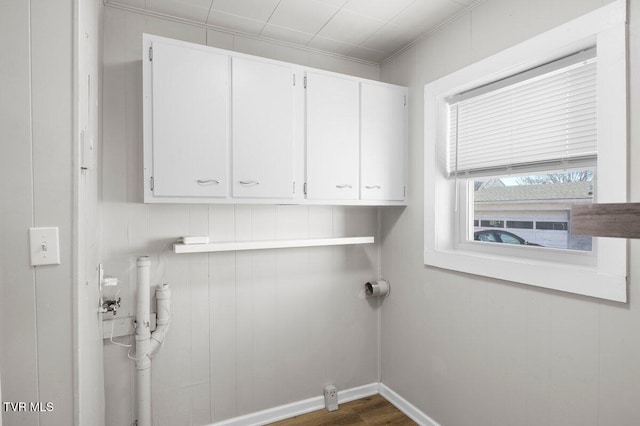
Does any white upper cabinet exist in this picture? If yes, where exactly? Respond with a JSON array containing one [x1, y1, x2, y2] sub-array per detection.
[[232, 57, 295, 199], [305, 71, 360, 201], [143, 34, 407, 205], [360, 82, 407, 201], [148, 38, 230, 198]]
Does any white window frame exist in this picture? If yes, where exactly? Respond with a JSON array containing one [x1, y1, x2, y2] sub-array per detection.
[[424, 0, 628, 302]]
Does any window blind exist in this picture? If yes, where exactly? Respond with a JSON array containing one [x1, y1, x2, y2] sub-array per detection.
[[447, 48, 597, 177]]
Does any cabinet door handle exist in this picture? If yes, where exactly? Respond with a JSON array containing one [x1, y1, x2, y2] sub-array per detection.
[[239, 180, 260, 186], [365, 185, 381, 189], [197, 179, 220, 185], [336, 184, 352, 189]]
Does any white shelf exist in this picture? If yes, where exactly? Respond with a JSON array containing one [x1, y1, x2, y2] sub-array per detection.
[[173, 236, 374, 254]]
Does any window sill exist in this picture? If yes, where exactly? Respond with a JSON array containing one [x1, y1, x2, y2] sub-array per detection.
[[424, 247, 626, 302]]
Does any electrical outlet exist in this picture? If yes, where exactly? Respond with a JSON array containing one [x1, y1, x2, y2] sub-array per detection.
[[324, 385, 338, 412], [29, 227, 61, 266]]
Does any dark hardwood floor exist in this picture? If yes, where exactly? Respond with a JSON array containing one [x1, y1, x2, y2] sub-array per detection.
[[267, 394, 418, 425]]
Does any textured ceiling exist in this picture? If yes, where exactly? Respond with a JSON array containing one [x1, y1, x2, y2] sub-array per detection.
[[106, 0, 481, 63]]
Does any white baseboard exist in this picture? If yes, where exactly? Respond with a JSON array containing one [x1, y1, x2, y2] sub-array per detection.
[[206, 382, 437, 426], [337, 382, 380, 404], [379, 383, 440, 426], [208, 383, 380, 426]]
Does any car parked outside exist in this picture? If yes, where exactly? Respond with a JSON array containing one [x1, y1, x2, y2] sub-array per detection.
[[474, 229, 543, 246]]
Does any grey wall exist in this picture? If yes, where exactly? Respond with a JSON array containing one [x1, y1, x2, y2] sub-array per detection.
[[101, 7, 382, 425], [380, 0, 640, 425], [0, 0, 75, 425]]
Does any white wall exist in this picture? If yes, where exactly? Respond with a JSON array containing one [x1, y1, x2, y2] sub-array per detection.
[[76, 0, 105, 425], [0, 0, 75, 425], [380, 0, 640, 425], [101, 7, 381, 425]]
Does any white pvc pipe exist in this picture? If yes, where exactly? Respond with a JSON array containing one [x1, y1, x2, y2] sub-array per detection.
[[135, 256, 171, 426], [136, 256, 152, 426], [136, 334, 151, 426], [149, 284, 171, 356]]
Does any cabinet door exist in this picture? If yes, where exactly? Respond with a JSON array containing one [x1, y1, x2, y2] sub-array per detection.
[[232, 57, 295, 198], [151, 40, 230, 197], [305, 72, 359, 200], [360, 83, 406, 201]]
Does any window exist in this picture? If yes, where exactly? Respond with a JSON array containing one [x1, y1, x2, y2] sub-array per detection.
[[424, 0, 627, 302], [476, 231, 498, 242], [449, 50, 598, 251], [536, 222, 568, 231], [480, 220, 504, 228], [499, 233, 522, 245], [507, 221, 533, 229], [473, 169, 594, 251]]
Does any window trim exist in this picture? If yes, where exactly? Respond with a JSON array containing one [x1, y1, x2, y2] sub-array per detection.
[[424, 0, 628, 302]]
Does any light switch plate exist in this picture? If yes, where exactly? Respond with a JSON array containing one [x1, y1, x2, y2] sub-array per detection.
[[29, 227, 61, 266]]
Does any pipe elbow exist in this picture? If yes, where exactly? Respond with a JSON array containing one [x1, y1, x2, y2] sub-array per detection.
[[149, 323, 170, 356]]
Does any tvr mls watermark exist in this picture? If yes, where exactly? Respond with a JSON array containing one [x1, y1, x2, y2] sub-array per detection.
[[3, 401, 54, 413]]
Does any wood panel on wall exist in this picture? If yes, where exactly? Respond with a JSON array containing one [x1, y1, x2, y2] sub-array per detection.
[[1, 0, 76, 425], [0, 1, 40, 425]]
